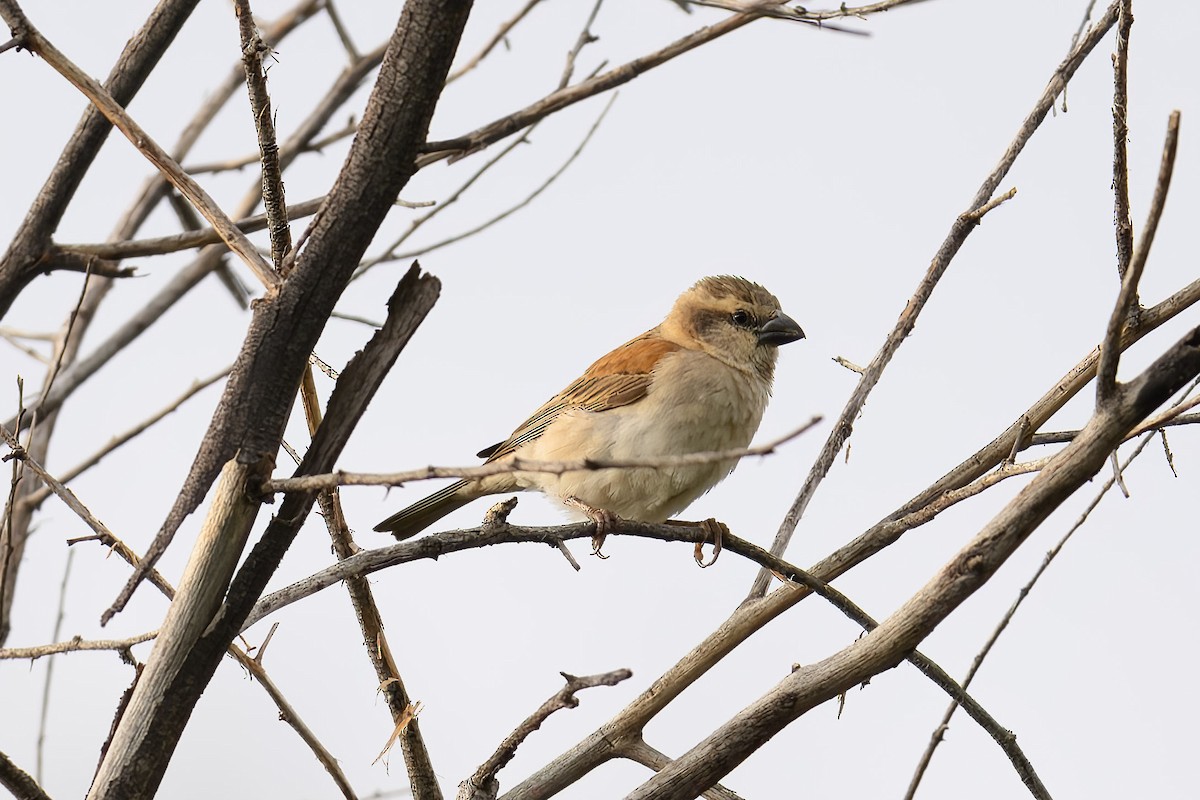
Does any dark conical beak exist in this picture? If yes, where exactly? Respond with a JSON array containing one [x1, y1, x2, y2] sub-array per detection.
[[757, 311, 805, 347]]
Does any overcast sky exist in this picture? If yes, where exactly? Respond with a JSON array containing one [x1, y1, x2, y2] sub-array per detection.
[[3, 1, 1199, 798]]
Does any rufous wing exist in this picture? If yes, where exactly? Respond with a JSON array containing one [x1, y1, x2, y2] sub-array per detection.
[[475, 331, 682, 462]]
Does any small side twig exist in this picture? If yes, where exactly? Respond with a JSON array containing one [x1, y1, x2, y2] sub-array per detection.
[[457, 669, 633, 800], [960, 186, 1017, 222]]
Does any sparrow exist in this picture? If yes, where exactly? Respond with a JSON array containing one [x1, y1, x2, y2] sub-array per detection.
[[374, 275, 804, 543]]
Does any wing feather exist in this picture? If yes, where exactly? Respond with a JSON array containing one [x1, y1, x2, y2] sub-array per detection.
[[478, 331, 680, 463]]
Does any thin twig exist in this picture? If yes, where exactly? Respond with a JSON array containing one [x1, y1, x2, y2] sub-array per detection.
[[20, 367, 231, 511], [323, 0, 360, 61], [0, 630, 158, 661], [1127, 111, 1181, 289], [380, 93, 618, 266], [445, 0, 545, 85], [265, 417, 821, 494], [36, 548, 74, 780], [559, 0, 604, 89]]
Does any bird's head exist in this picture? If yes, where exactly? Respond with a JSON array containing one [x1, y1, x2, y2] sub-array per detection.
[[662, 275, 804, 382]]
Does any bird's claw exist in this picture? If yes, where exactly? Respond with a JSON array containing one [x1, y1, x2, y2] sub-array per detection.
[[692, 518, 725, 568], [565, 496, 617, 558]]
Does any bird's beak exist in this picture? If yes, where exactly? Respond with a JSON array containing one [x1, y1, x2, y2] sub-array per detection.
[[757, 311, 805, 347]]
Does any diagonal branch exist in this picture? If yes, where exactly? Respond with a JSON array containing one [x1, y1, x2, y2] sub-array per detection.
[[0, 0, 204, 320], [745, 0, 1125, 601], [297, 365, 441, 800], [1, 5, 278, 289]]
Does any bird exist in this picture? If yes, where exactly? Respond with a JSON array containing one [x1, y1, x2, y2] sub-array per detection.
[[374, 275, 804, 544]]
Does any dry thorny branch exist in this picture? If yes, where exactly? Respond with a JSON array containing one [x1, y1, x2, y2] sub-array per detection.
[[1, 1, 1196, 799]]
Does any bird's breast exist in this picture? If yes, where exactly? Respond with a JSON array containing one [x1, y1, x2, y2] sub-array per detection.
[[515, 350, 772, 521]]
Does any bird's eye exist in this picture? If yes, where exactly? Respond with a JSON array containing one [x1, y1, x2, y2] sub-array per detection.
[[730, 309, 753, 328]]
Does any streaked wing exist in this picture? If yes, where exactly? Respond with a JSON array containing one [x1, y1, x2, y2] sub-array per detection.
[[476, 331, 680, 463]]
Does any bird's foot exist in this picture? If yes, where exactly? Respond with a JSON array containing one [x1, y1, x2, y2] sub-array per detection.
[[666, 518, 726, 567], [564, 496, 619, 558]]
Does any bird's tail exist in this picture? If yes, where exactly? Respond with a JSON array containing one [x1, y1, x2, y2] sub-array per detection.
[[373, 479, 473, 540]]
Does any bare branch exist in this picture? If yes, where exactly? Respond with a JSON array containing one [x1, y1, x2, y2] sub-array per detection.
[[0, 749, 52, 800], [59, 197, 326, 261], [0, 631, 159, 662], [235, 0, 293, 271], [297, 365, 441, 799], [625, 319, 1200, 799], [903, 417, 1172, 800], [458, 669, 634, 800], [748, 0, 1123, 601], [1, 6, 278, 288], [21, 367, 230, 511], [445, 0, 545, 85], [1097, 0, 1137, 403], [265, 417, 821, 495]]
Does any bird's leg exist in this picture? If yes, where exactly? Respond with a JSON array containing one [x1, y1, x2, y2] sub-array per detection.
[[665, 518, 726, 567], [564, 496, 619, 558]]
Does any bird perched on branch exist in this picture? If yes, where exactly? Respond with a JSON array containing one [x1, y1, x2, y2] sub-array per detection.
[[374, 275, 804, 545]]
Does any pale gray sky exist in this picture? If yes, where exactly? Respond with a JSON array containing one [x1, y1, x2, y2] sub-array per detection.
[[3, 1, 1198, 798]]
